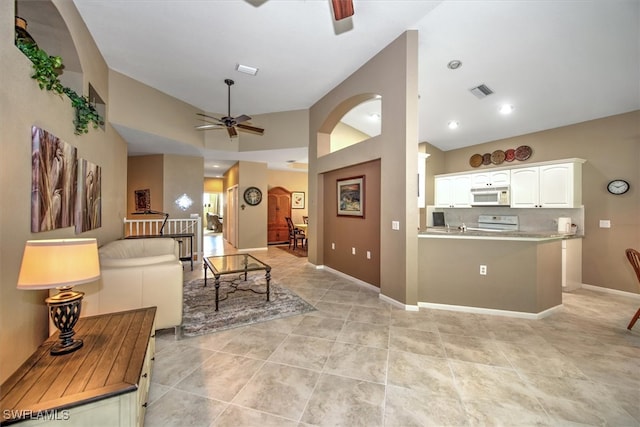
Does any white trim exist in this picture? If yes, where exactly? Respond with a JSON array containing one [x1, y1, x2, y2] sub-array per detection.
[[319, 266, 380, 293], [417, 301, 564, 319], [316, 265, 420, 311], [379, 293, 420, 311], [581, 283, 640, 300]]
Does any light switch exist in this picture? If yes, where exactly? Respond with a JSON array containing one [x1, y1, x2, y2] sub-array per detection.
[[392, 221, 400, 230], [352, 247, 356, 255], [599, 220, 611, 228]]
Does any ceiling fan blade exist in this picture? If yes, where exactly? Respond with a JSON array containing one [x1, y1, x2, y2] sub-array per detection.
[[195, 124, 223, 130], [237, 123, 265, 135], [227, 126, 238, 138], [331, 0, 354, 21], [234, 114, 251, 124], [196, 112, 224, 123]]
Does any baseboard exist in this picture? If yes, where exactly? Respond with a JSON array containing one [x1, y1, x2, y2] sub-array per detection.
[[316, 265, 419, 311], [581, 283, 640, 300], [417, 301, 563, 319], [378, 293, 420, 311], [318, 265, 380, 293]]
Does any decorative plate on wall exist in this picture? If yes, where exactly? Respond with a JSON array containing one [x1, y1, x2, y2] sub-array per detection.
[[482, 153, 492, 165], [504, 148, 516, 162], [491, 150, 506, 165], [469, 154, 483, 167], [515, 145, 532, 161]]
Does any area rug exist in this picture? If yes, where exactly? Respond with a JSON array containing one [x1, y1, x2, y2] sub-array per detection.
[[182, 274, 315, 337], [276, 244, 308, 257]]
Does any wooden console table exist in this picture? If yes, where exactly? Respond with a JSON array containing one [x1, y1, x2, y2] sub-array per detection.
[[0, 307, 156, 426]]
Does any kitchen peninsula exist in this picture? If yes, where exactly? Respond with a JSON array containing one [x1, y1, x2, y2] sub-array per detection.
[[418, 229, 581, 317]]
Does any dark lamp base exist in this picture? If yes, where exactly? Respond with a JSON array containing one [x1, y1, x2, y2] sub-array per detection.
[[45, 287, 85, 356], [50, 339, 83, 355]]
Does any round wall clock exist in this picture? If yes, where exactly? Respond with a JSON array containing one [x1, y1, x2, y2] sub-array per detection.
[[607, 179, 630, 195], [243, 187, 263, 205]]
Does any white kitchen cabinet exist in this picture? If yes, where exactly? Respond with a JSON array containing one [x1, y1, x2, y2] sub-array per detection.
[[435, 175, 472, 207], [511, 162, 582, 208], [471, 170, 510, 188]]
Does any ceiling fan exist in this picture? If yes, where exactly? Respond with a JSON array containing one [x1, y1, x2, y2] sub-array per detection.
[[195, 79, 264, 138], [331, 0, 354, 21]]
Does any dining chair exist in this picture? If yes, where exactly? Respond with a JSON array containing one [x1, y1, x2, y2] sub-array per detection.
[[625, 248, 640, 330], [285, 217, 305, 250]]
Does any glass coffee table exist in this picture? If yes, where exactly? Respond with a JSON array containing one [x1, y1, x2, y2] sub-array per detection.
[[203, 253, 272, 311]]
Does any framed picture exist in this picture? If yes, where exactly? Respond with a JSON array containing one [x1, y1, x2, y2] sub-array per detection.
[[337, 176, 365, 217], [31, 126, 78, 232], [135, 189, 151, 212], [75, 159, 101, 233], [292, 191, 305, 209]]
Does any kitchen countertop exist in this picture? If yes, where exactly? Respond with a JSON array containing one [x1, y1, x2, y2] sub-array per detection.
[[419, 227, 582, 241]]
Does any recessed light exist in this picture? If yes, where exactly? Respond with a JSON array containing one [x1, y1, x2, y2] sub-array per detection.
[[236, 63, 259, 76], [448, 121, 459, 130], [447, 60, 462, 70], [499, 104, 514, 114]]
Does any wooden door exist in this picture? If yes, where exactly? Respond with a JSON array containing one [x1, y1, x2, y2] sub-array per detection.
[[268, 187, 291, 244]]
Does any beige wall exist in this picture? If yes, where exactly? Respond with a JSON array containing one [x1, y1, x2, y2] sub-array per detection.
[[309, 31, 419, 305], [163, 154, 204, 220], [267, 170, 308, 224], [204, 177, 224, 193], [426, 111, 639, 293], [323, 160, 381, 286], [1, 1, 128, 382], [419, 238, 562, 313], [127, 155, 164, 214], [238, 161, 268, 249], [331, 121, 371, 152], [109, 71, 203, 152]]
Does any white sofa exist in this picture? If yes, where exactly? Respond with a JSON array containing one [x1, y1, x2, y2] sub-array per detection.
[[67, 238, 184, 334]]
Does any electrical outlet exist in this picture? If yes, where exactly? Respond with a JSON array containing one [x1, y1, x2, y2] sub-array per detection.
[[392, 221, 400, 230], [599, 220, 611, 228], [367, 251, 371, 259], [352, 247, 356, 255], [480, 265, 487, 275], [331, 243, 335, 250]]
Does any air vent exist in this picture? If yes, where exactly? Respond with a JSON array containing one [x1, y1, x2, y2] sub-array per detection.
[[469, 84, 494, 99]]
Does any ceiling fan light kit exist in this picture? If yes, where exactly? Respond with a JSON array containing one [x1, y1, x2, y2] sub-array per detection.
[[196, 79, 265, 138]]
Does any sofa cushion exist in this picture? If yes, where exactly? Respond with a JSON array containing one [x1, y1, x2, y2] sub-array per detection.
[[100, 254, 178, 268], [99, 238, 179, 262]]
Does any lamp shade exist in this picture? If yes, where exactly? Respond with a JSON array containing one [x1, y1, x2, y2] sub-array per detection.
[[17, 238, 100, 290]]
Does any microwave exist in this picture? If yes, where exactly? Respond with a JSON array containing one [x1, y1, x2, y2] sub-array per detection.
[[470, 186, 510, 206]]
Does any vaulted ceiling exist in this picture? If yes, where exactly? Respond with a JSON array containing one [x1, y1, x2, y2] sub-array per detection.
[[69, 0, 639, 174]]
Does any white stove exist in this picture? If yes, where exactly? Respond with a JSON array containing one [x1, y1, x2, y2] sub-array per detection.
[[468, 215, 519, 232]]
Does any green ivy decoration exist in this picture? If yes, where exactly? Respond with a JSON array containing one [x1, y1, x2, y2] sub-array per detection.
[[16, 38, 104, 135]]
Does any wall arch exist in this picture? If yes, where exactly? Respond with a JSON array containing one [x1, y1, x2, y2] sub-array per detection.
[[317, 93, 381, 157]]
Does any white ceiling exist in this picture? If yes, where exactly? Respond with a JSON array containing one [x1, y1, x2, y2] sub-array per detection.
[[71, 0, 640, 175]]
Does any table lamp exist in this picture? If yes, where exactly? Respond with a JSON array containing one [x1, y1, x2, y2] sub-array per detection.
[[17, 238, 100, 355]]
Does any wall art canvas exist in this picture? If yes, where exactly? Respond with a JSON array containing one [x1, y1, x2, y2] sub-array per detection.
[[31, 126, 77, 232], [135, 189, 151, 212], [337, 176, 365, 217], [292, 192, 305, 209], [75, 159, 101, 233]]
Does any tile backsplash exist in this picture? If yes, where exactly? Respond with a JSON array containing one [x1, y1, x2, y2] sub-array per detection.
[[427, 206, 584, 235]]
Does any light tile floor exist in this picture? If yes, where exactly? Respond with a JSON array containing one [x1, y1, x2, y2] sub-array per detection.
[[145, 237, 640, 426]]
